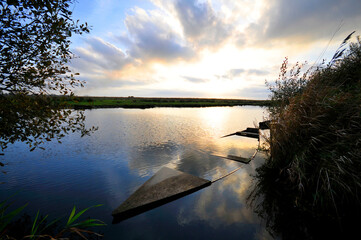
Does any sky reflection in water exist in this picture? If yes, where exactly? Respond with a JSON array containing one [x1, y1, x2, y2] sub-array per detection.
[[0, 106, 273, 239]]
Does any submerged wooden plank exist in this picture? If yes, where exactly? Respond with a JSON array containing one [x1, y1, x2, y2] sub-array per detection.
[[222, 155, 252, 163], [212, 154, 251, 163], [221, 127, 259, 139], [213, 149, 258, 164], [112, 167, 211, 223]]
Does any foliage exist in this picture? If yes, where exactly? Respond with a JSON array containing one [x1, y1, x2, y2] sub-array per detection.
[[250, 34, 361, 238], [0, 0, 95, 157], [0, 0, 89, 95], [0, 2, 103, 239], [1, 200, 105, 240], [0, 95, 96, 152], [265, 58, 310, 116]]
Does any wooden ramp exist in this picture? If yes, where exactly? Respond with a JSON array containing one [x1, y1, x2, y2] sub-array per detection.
[[112, 167, 211, 223], [215, 154, 252, 164], [259, 120, 271, 130], [212, 149, 258, 164], [221, 127, 259, 139]]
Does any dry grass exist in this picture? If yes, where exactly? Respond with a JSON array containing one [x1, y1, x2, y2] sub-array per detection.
[[249, 35, 361, 238]]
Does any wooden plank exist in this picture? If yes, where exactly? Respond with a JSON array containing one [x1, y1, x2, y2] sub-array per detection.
[[112, 167, 211, 223]]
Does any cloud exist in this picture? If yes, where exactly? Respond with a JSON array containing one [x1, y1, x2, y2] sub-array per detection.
[[220, 68, 269, 80], [72, 0, 360, 98], [249, 0, 361, 44], [115, 32, 134, 49], [173, 0, 232, 47], [234, 32, 247, 48], [71, 37, 162, 93], [227, 68, 245, 78], [124, 7, 195, 62], [151, 0, 233, 49], [182, 76, 209, 83], [237, 85, 269, 99], [81, 77, 150, 89], [72, 37, 131, 72], [247, 69, 269, 76], [146, 89, 208, 97]]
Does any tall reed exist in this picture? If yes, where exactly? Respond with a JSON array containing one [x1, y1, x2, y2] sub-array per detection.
[[249, 34, 361, 239]]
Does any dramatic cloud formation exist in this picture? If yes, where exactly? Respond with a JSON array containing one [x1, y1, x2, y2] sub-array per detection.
[[249, 0, 361, 44], [124, 7, 195, 62], [70, 0, 361, 98], [173, 0, 232, 48], [73, 37, 131, 72]]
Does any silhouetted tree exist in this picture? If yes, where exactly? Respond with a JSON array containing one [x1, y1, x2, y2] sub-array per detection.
[[0, 0, 94, 157]]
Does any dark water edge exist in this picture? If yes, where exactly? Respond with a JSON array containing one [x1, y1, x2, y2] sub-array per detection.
[[250, 160, 361, 240]]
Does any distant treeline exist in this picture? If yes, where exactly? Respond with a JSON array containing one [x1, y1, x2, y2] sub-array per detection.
[[53, 96, 271, 109]]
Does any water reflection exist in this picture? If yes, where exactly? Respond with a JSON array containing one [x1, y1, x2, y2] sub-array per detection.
[[178, 154, 266, 226], [0, 106, 273, 239]]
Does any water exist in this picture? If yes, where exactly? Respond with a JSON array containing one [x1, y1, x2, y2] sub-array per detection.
[[0, 106, 273, 239]]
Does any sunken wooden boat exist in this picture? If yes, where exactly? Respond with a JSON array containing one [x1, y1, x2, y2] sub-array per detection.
[[112, 167, 211, 223]]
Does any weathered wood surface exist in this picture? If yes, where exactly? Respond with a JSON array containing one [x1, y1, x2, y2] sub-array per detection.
[[112, 167, 211, 222], [221, 127, 259, 139]]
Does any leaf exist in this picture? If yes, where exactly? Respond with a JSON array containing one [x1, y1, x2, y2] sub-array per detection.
[[66, 206, 77, 226], [66, 204, 103, 227], [0, 203, 28, 232], [43, 218, 60, 233], [342, 31, 355, 45], [70, 219, 106, 228], [31, 210, 40, 234]]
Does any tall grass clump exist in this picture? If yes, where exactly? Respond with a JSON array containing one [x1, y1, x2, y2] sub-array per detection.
[[250, 34, 361, 239]]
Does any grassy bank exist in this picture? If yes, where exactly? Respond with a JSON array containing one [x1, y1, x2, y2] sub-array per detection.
[[57, 96, 270, 109], [249, 35, 361, 239]]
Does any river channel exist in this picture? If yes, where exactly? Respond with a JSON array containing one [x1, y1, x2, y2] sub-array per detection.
[[0, 106, 273, 239]]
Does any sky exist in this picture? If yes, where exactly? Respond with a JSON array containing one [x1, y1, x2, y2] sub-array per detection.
[[69, 0, 361, 99]]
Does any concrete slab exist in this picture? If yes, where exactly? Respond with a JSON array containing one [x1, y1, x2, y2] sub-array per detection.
[[112, 167, 211, 223]]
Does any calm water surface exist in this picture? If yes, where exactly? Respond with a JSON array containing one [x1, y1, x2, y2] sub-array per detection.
[[0, 106, 273, 239]]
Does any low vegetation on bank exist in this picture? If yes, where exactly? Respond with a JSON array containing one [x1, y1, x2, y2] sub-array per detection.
[[57, 96, 270, 109], [250, 34, 361, 239]]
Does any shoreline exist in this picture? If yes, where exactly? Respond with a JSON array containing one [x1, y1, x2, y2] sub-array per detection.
[[59, 96, 271, 109]]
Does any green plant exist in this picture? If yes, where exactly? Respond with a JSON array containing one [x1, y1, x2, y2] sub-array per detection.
[[0, 196, 27, 236], [26, 211, 59, 240], [50, 204, 106, 239], [66, 205, 105, 228], [1, 202, 105, 240]]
